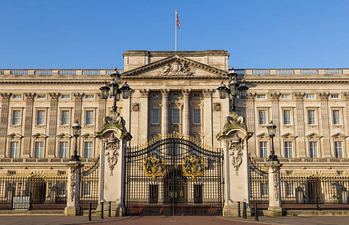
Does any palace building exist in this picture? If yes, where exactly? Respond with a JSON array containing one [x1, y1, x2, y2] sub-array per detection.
[[0, 50, 349, 215]]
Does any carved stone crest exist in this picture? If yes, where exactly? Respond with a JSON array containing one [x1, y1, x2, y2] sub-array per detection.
[[70, 167, 76, 202], [143, 156, 165, 180], [160, 61, 194, 76], [182, 155, 205, 180], [223, 112, 246, 132], [104, 133, 120, 176], [229, 134, 243, 175]]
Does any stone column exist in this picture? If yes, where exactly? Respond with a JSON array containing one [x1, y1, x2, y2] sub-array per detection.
[[47, 93, 59, 158], [22, 93, 35, 158], [0, 93, 11, 158], [73, 93, 84, 123], [97, 93, 107, 130], [64, 160, 83, 216], [160, 89, 169, 136], [343, 92, 349, 158], [270, 93, 281, 157], [139, 89, 149, 143], [122, 93, 131, 132], [182, 89, 191, 136], [203, 89, 213, 146], [319, 92, 331, 158], [246, 93, 256, 156], [294, 93, 306, 158], [266, 161, 283, 216]]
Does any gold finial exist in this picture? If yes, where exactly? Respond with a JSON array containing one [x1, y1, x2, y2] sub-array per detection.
[[270, 120, 273, 123], [242, 79, 245, 82], [231, 66, 234, 70], [114, 67, 117, 71]]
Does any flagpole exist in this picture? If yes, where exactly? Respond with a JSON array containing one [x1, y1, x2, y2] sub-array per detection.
[[175, 10, 177, 51]]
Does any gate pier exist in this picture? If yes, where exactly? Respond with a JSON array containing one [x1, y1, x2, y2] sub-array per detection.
[[217, 112, 252, 217], [97, 113, 132, 216]]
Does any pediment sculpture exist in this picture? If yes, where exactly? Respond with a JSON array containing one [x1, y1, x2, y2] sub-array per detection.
[[229, 134, 244, 175], [160, 61, 194, 76]]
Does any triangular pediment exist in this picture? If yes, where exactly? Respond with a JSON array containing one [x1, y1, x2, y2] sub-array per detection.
[[56, 133, 72, 139], [32, 133, 48, 139], [7, 133, 23, 139], [121, 55, 228, 78], [331, 132, 347, 140]]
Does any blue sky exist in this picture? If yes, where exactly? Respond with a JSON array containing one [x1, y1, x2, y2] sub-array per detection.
[[0, 0, 348, 69]]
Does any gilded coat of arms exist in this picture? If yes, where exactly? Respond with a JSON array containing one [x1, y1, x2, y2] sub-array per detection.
[[143, 156, 165, 180], [182, 155, 205, 179]]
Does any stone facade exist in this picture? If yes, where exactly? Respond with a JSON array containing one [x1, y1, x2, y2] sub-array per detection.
[[0, 50, 348, 176]]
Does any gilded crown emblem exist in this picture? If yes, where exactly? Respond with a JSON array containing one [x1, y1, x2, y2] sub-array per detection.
[[182, 155, 205, 180], [143, 156, 165, 180]]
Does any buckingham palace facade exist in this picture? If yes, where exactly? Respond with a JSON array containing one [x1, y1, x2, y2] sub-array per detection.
[[0, 50, 349, 214]]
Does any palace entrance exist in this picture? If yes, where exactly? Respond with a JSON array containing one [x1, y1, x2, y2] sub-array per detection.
[[125, 134, 223, 216]]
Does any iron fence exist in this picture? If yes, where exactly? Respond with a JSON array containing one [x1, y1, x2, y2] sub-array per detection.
[[249, 157, 269, 209], [0, 171, 67, 210], [80, 157, 100, 210]]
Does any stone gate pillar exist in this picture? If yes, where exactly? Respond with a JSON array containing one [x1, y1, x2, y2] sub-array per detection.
[[97, 112, 132, 216], [266, 160, 283, 216], [217, 112, 252, 217], [64, 161, 83, 216]]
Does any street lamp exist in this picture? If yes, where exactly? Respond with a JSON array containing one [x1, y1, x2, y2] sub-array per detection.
[[267, 120, 278, 161], [70, 119, 81, 161], [217, 67, 249, 111], [100, 68, 131, 113]]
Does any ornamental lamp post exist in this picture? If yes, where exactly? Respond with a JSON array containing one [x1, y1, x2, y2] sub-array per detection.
[[267, 120, 278, 161], [70, 119, 81, 161], [100, 67, 131, 113], [217, 67, 249, 112]]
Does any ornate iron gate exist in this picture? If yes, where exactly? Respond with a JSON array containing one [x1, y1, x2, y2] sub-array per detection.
[[125, 134, 223, 216]]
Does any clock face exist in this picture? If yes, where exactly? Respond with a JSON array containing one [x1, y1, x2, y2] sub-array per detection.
[[104, 116, 112, 124]]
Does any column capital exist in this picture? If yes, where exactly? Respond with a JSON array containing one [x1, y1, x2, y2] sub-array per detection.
[[139, 89, 149, 98], [48, 92, 60, 100], [342, 92, 349, 100], [182, 89, 191, 97], [160, 89, 170, 98], [246, 92, 257, 100], [318, 92, 330, 100], [202, 89, 214, 98], [24, 93, 35, 100], [0, 93, 11, 100], [269, 92, 281, 100], [294, 92, 305, 100], [73, 93, 84, 100]]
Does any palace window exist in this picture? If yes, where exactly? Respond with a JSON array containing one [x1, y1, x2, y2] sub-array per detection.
[[194, 184, 203, 204], [10, 142, 19, 158], [149, 184, 159, 204], [61, 110, 69, 125], [61, 94, 70, 99], [172, 109, 180, 124], [35, 142, 44, 158], [285, 182, 295, 197], [37, 110, 45, 125], [257, 94, 266, 99], [331, 94, 339, 99], [259, 110, 267, 125], [84, 142, 93, 158], [283, 110, 291, 125], [12, 110, 21, 125], [260, 142, 268, 158], [261, 182, 269, 197], [85, 111, 94, 125], [306, 94, 315, 99], [82, 182, 91, 196], [85, 95, 94, 99], [37, 94, 46, 99], [13, 95, 22, 99], [281, 94, 290, 99], [59, 142, 68, 158], [193, 109, 201, 124], [335, 142, 343, 158], [151, 109, 160, 124], [309, 142, 318, 158], [285, 142, 293, 158], [308, 110, 316, 125], [333, 110, 340, 125]]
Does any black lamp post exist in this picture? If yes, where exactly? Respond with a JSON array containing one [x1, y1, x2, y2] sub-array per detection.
[[100, 68, 131, 113], [70, 119, 81, 161], [267, 120, 278, 161], [217, 67, 249, 112]]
